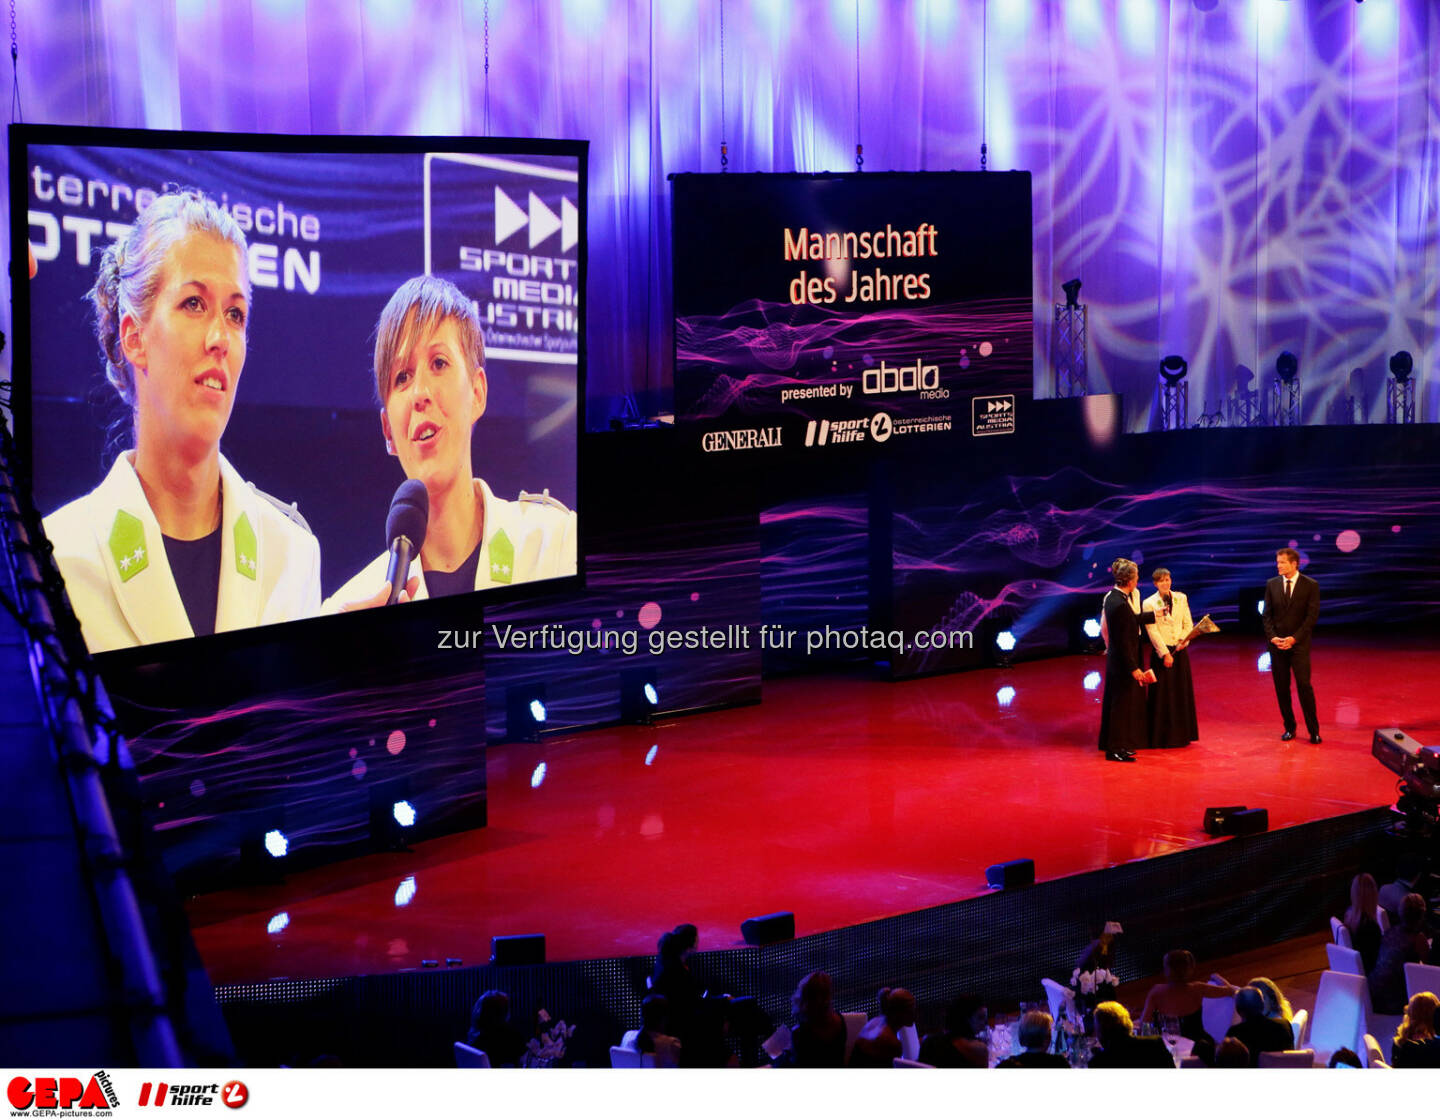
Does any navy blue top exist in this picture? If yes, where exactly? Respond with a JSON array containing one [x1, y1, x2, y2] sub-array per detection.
[[163, 528, 221, 637], [423, 542, 482, 599]]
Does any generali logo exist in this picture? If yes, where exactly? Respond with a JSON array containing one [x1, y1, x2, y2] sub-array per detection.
[[6, 1072, 119, 1115]]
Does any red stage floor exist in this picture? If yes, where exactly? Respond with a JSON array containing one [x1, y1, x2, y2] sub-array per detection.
[[187, 634, 1438, 985]]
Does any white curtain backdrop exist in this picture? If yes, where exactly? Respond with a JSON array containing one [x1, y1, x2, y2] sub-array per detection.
[[7, 0, 1439, 429]]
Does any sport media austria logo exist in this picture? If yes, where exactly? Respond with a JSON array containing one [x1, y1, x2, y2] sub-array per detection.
[[971, 394, 1016, 437], [6, 1072, 120, 1114]]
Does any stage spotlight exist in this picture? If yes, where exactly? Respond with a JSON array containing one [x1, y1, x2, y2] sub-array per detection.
[[1159, 354, 1189, 384], [996, 630, 1018, 653], [1061, 278, 1083, 308], [1082, 618, 1102, 640], [1275, 351, 1299, 383], [621, 668, 661, 724], [506, 682, 548, 742], [369, 782, 415, 851], [394, 876, 417, 909], [1389, 351, 1414, 384], [1257, 598, 1266, 616], [1083, 671, 1101, 691], [263, 829, 289, 859], [266, 911, 290, 935], [996, 686, 1017, 707], [1257, 652, 1272, 672]]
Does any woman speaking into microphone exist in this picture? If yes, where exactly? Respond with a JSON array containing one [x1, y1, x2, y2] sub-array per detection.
[[328, 275, 576, 608], [43, 187, 321, 652]]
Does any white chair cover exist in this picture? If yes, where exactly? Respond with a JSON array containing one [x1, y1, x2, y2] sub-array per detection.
[[1403, 960, 1440, 1001], [1201, 995, 1237, 1046], [1291, 1008, 1309, 1049], [1325, 942, 1364, 975], [1310, 970, 1368, 1065], [454, 1041, 491, 1068]]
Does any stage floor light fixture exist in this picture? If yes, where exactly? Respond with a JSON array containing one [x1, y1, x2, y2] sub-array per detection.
[[621, 668, 660, 724], [506, 682, 549, 743]]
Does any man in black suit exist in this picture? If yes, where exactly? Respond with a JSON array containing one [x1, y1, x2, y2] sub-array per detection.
[[1263, 547, 1321, 743]]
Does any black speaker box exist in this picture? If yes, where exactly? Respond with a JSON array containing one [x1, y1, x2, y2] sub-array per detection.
[[740, 911, 795, 946], [490, 933, 546, 966], [1227, 808, 1269, 835], [985, 858, 1035, 890], [1204, 806, 1267, 836], [1203, 805, 1248, 835]]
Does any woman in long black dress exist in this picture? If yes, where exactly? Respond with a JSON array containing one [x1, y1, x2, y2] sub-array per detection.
[[1097, 559, 1157, 762], [1142, 568, 1199, 748]]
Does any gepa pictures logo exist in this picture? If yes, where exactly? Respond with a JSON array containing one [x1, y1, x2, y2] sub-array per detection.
[[7, 1072, 119, 1114]]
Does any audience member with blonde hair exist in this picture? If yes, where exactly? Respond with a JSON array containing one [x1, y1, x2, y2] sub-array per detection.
[[1391, 992, 1440, 1069], [1087, 1001, 1173, 1068]]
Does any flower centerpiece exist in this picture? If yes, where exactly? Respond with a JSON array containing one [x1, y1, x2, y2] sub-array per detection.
[[1069, 967, 1119, 1026], [522, 1008, 576, 1068]]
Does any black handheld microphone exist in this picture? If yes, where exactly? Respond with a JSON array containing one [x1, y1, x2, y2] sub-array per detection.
[[384, 479, 429, 605]]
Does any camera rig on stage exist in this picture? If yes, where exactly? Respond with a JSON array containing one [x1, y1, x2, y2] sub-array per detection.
[[1373, 728, 1440, 840]]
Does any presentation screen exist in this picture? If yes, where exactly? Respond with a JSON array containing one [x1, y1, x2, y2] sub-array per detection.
[[12, 125, 585, 656], [672, 171, 1031, 454]]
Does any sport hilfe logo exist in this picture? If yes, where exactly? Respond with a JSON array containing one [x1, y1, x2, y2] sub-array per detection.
[[6, 1073, 119, 1112], [134, 1081, 248, 1109]]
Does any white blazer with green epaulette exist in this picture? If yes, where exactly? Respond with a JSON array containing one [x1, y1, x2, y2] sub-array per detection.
[[43, 452, 322, 653], [323, 477, 576, 610]]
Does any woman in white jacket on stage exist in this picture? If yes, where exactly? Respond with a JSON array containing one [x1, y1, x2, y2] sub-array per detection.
[[43, 188, 320, 652], [1142, 567, 1199, 748], [326, 275, 575, 610]]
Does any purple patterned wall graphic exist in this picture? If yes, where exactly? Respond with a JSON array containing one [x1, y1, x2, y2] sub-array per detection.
[[127, 661, 487, 880], [676, 298, 1032, 422], [759, 497, 870, 673], [485, 516, 762, 739]]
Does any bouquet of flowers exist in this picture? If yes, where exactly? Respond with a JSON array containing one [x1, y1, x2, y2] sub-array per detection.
[[522, 1009, 576, 1068], [1069, 967, 1119, 1012]]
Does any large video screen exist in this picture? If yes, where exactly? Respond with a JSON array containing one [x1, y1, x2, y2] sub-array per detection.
[[12, 125, 584, 655], [672, 171, 1031, 454]]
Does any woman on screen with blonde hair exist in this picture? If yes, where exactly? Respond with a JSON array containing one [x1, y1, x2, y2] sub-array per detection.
[[43, 187, 320, 651], [328, 274, 575, 608]]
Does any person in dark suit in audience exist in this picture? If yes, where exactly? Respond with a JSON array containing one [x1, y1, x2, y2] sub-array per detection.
[[918, 994, 988, 1069], [996, 1010, 1070, 1068], [1263, 547, 1321, 743], [1224, 985, 1294, 1065], [1087, 1001, 1174, 1068], [1379, 853, 1425, 920], [781, 970, 847, 1068], [1370, 893, 1431, 1014], [466, 989, 528, 1067]]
